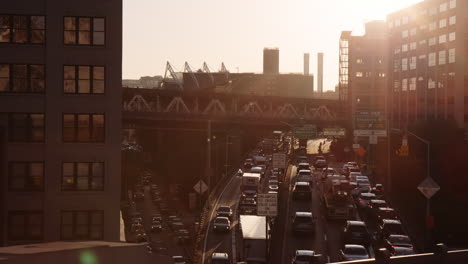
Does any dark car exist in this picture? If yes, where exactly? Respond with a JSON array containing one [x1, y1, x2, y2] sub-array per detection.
[[390, 246, 416, 256], [216, 206, 233, 219], [292, 212, 316, 234], [368, 199, 388, 216], [370, 184, 384, 198], [377, 219, 405, 241], [382, 234, 413, 250], [357, 192, 376, 209], [292, 182, 311, 200], [175, 229, 191, 244], [313, 159, 327, 169], [151, 221, 162, 232], [342, 221, 371, 246], [375, 207, 398, 222]]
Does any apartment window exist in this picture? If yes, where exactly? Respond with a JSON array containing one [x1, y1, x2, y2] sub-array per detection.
[[402, 44, 408, 52], [448, 48, 455, 63], [429, 7, 437, 16], [439, 34, 447, 44], [0, 15, 45, 44], [429, 52, 436, 66], [8, 162, 44, 191], [394, 48, 401, 54], [64, 17, 105, 45], [63, 114, 104, 142], [410, 56, 417, 70], [355, 72, 363, 77], [439, 19, 446, 29], [402, 16, 409, 25], [8, 211, 43, 241], [419, 54, 427, 60], [356, 58, 363, 64], [63, 65, 105, 94], [62, 162, 104, 191], [394, 19, 400, 27], [440, 3, 448, 12], [388, 21, 394, 29], [419, 24, 427, 30], [429, 37, 436, 46], [429, 21, 436, 31], [402, 58, 408, 71], [402, 79, 408, 91], [428, 79, 436, 89], [8, 113, 44, 142], [402, 30, 408, 38], [449, 32, 455, 42], [410, 28, 417, 36], [410, 42, 417, 50], [449, 0, 456, 9], [439, 50, 446, 65], [410, 78, 417, 91], [61, 211, 103, 240], [394, 80, 400, 92], [0, 64, 45, 93], [449, 16, 456, 25], [419, 39, 426, 45], [394, 59, 400, 72], [378, 73, 385, 78]]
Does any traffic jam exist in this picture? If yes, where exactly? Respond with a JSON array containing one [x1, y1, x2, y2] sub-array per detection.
[[207, 131, 416, 264]]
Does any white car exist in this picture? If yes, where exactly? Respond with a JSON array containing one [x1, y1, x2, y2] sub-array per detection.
[[213, 217, 230, 232], [339, 244, 369, 261], [268, 180, 279, 191], [172, 256, 186, 264], [291, 250, 317, 264]]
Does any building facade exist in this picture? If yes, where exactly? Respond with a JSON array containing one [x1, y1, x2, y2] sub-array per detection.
[[387, 0, 467, 130], [317, 52, 324, 93], [0, 0, 122, 245], [348, 21, 388, 120], [263, 48, 279, 75]]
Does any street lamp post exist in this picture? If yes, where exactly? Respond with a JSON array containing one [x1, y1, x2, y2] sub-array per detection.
[[224, 135, 233, 180]]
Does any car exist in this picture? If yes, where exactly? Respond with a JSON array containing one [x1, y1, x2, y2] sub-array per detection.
[[149, 240, 168, 254], [356, 179, 371, 193], [175, 229, 191, 244], [241, 189, 257, 198], [213, 216, 230, 232], [296, 155, 309, 164], [291, 250, 321, 264], [389, 246, 416, 256], [375, 207, 398, 221], [313, 159, 327, 169], [239, 197, 257, 214], [370, 184, 385, 198], [339, 244, 369, 261], [217, 205, 233, 218], [151, 221, 162, 232], [170, 222, 185, 232], [347, 162, 358, 167], [342, 221, 371, 246], [268, 180, 279, 191], [297, 163, 311, 173], [368, 199, 388, 215], [382, 234, 413, 250], [134, 191, 144, 200], [292, 181, 311, 200], [322, 167, 335, 175], [250, 166, 264, 177], [377, 219, 405, 241], [210, 252, 230, 264], [172, 256, 187, 264], [349, 172, 363, 182], [244, 159, 254, 169], [292, 212, 316, 234], [152, 215, 162, 223], [357, 192, 376, 209]]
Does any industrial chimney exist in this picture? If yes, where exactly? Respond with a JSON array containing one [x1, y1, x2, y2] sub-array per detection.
[[304, 53, 310, 75]]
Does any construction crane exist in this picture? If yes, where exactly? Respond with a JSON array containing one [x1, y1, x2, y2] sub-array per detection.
[[163, 61, 183, 90], [220, 62, 229, 80], [202, 62, 215, 86], [184, 62, 200, 89]]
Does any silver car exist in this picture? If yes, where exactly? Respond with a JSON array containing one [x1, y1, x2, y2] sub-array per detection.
[[213, 216, 230, 232], [339, 244, 369, 261]]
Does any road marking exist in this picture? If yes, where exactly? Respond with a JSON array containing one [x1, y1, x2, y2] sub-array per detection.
[[281, 165, 294, 264], [202, 172, 238, 264]]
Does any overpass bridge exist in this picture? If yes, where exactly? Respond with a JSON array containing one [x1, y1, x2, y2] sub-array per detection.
[[122, 88, 349, 128]]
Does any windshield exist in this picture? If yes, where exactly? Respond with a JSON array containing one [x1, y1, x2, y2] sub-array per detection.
[[215, 218, 228, 224], [295, 215, 312, 223], [345, 247, 366, 255], [218, 207, 230, 212], [389, 236, 411, 244], [385, 223, 404, 234], [349, 225, 367, 233], [295, 185, 310, 192], [296, 255, 313, 261]]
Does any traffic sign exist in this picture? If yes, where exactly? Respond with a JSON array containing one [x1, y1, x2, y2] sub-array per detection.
[[272, 153, 287, 169], [354, 111, 386, 130], [293, 124, 317, 140], [193, 180, 208, 194], [369, 135, 378, 145], [417, 177, 440, 199], [257, 193, 278, 216], [352, 143, 360, 150], [323, 128, 346, 137], [354, 130, 387, 137]]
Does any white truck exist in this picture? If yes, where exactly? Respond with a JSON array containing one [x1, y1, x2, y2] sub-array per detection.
[[241, 173, 261, 192], [239, 215, 268, 264]]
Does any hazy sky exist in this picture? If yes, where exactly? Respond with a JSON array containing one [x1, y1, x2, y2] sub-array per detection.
[[123, 0, 421, 91]]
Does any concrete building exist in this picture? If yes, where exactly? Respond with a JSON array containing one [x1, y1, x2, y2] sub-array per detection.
[[317, 52, 324, 93], [348, 21, 388, 121], [0, 0, 122, 246], [304, 53, 310, 76], [263, 48, 279, 74], [339, 31, 351, 106], [387, 0, 468, 130]]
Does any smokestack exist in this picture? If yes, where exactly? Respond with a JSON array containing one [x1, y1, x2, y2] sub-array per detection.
[[263, 48, 279, 74], [317, 52, 323, 93], [304, 53, 310, 75]]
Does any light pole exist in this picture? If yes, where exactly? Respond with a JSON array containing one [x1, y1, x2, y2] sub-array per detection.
[[390, 128, 432, 247], [224, 134, 234, 180]]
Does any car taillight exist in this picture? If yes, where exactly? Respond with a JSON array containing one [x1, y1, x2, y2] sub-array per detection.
[[360, 200, 365, 204]]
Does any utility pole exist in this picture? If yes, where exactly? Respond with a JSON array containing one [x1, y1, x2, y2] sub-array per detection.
[[207, 120, 212, 195]]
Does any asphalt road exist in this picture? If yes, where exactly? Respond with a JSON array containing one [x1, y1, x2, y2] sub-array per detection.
[[202, 172, 242, 264]]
